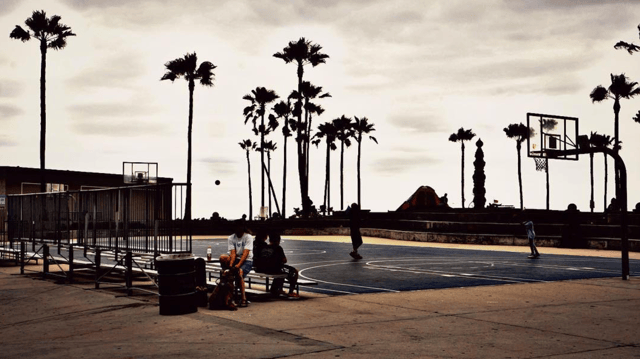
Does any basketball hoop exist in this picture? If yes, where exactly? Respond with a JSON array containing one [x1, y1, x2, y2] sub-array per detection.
[[534, 157, 548, 172]]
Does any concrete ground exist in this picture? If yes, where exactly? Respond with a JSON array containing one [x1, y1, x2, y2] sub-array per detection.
[[1, 236, 640, 358]]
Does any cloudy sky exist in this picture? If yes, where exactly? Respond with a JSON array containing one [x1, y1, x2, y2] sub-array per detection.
[[1, 0, 640, 219]]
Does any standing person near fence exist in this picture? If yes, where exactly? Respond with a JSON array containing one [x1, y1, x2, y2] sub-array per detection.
[[523, 220, 540, 259], [347, 203, 363, 260], [219, 225, 253, 307]]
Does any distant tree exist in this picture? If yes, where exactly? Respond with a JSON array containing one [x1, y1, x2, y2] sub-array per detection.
[[448, 127, 476, 208], [503, 123, 535, 210], [472, 139, 486, 209], [10, 10, 75, 192], [272, 99, 293, 218], [161, 52, 216, 220], [333, 115, 354, 210], [274, 38, 329, 214], [589, 132, 615, 212], [239, 139, 257, 220], [353, 117, 378, 207], [614, 24, 640, 54], [590, 73, 640, 197], [243, 87, 279, 211], [312, 121, 338, 213]]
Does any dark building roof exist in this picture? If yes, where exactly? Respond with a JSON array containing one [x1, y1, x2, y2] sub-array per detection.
[[0, 166, 172, 188]]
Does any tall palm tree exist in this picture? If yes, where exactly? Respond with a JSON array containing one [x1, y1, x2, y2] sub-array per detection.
[[274, 38, 329, 214], [239, 139, 257, 220], [503, 123, 535, 210], [333, 115, 354, 211], [312, 122, 338, 213], [161, 52, 216, 220], [589, 132, 615, 212], [590, 74, 640, 198], [10, 10, 75, 192], [272, 99, 293, 218], [614, 24, 640, 54], [353, 117, 378, 208], [243, 87, 279, 211], [448, 127, 476, 208], [262, 140, 278, 217]]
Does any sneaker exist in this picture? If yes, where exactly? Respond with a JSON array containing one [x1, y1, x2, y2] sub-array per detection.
[[354, 253, 363, 260], [527, 254, 537, 259], [349, 251, 357, 259], [287, 292, 300, 299]]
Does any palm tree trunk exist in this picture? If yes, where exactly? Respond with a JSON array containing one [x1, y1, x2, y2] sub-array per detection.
[[613, 99, 620, 200], [268, 151, 271, 217], [282, 133, 288, 218], [461, 142, 465, 208], [516, 142, 523, 210], [604, 154, 608, 212], [185, 80, 194, 221], [357, 136, 362, 207], [546, 160, 550, 210], [39, 40, 47, 193], [296, 63, 308, 212], [323, 142, 330, 209], [260, 110, 265, 209], [340, 141, 345, 210], [590, 153, 594, 212], [327, 146, 331, 214], [247, 151, 253, 219]]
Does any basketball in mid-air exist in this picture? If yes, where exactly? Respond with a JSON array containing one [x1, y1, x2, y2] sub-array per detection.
[[215, 180, 220, 186]]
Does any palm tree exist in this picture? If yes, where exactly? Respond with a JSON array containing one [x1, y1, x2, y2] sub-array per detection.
[[333, 115, 354, 211], [274, 38, 329, 214], [312, 122, 338, 213], [272, 99, 293, 218], [590, 73, 640, 197], [588, 132, 598, 212], [353, 117, 378, 207], [262, 140, 278, 217], [10, 10, 75, 192], [448, 127, 476, 208], [239, 139, 257, 219], [614, 24, 640, 54], [503, 123, 535, 210], [161, 52, 216, 220], [243, 87, 279, 212], [589, 132, 615, 212]]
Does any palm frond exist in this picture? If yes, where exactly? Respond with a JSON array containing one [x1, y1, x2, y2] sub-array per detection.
[[25, 10, 48, 35], [369, 136, 378, 144], [633, 110, 640, 124], [614, 41, 640, 54], [590, 85, 608, 102], [196, 61, 216, 87], [9, 25, 30, 42]]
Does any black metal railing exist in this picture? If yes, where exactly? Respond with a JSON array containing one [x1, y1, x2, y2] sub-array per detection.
[[6, 183, 191, 254]]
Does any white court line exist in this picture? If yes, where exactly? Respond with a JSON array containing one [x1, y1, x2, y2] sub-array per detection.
[[299, 263, 400, 293]]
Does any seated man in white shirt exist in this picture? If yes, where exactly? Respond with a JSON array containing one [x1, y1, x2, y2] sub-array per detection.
[[219, 225, 253, 307]]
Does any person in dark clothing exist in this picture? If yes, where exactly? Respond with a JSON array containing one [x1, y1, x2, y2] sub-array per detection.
[[268, 232, 300, 298], [348, 202, 363, 260]]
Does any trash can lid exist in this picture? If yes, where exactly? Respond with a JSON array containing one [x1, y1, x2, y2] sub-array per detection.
[[156, 253, 194, 261]]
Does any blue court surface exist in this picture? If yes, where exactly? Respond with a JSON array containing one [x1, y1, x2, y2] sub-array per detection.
[[193, 238, 640, 296]]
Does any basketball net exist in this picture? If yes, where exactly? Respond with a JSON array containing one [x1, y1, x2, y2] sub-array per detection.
[[534, 157, 548, 172]]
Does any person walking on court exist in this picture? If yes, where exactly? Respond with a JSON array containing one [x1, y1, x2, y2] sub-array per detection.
[[523, 220, 540, 259], [348, 202, 363, 260]]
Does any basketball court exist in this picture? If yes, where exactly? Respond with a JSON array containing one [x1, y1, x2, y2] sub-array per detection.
[[193, 236, 640, 296]]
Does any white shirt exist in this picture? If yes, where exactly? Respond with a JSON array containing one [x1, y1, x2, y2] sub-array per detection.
[[228, 233, 254, 261]]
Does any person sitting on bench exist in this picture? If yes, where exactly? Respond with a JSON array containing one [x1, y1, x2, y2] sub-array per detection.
[[267, 231, 300, 298], [219, 225, 253, 307]]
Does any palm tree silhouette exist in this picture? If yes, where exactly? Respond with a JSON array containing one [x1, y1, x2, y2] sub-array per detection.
[[243, 87, 279, 212], [353, 117, 378, 208], [503, 123, 535, 210], [272, 99, 293, 218], [161, 52, 216, 220], [614, 24, 640, 54], [239, 139, 257, 220], [274, 38, 329, 214], [448, 127, 476, 208], [312, 122, 338, 213], [589, 132, 615, 212], [590, 73, 640, 197], [262, 140, 278, 217], [333, 115, 355, 211], [10, 10, 75, 192]]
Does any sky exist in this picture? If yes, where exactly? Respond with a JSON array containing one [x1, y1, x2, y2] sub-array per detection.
[[1, 0, 640, 219]]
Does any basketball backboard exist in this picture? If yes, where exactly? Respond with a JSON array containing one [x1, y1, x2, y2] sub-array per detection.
[[526, 113, 579, 161], [123, 162, 158, 184]]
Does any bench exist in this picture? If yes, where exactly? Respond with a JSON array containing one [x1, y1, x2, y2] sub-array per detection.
[[203, 259, 317, 295]]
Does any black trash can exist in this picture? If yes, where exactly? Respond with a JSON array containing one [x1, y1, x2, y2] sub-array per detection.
[[156, 254, 197, 315]]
